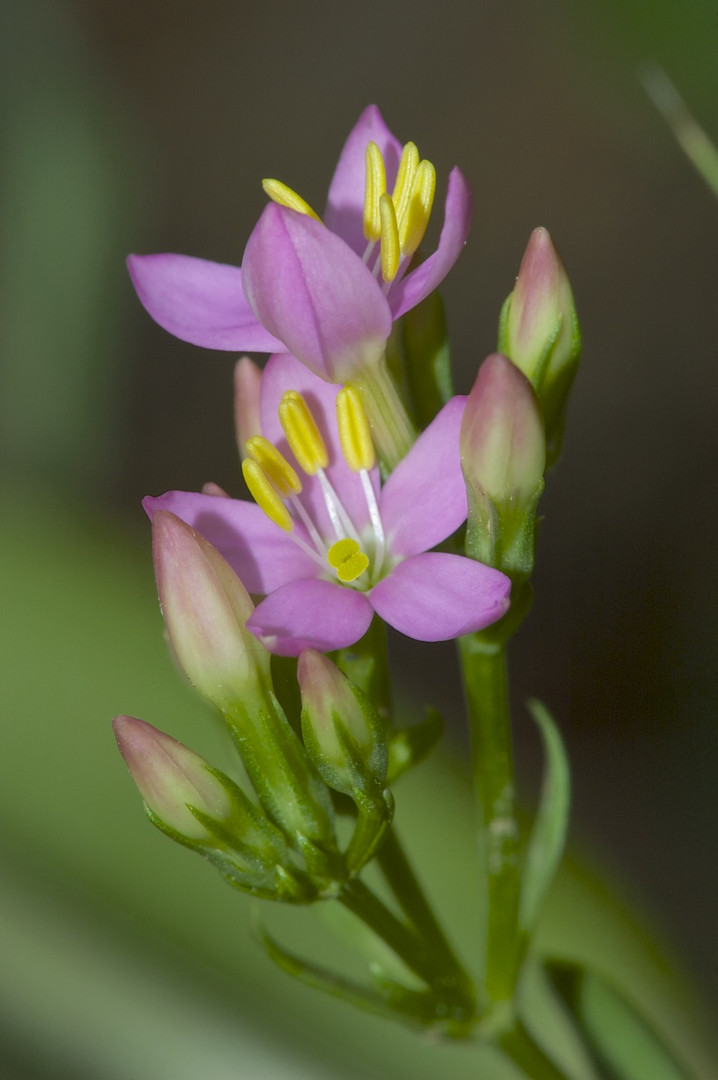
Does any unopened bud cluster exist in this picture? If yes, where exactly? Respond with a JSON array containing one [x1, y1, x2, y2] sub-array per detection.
[[115, 512, 393, 903]]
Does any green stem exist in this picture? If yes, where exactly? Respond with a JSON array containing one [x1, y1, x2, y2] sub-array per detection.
[[498, 1019, 571, 1080], [458, 632, 521, 1003], [376, 827, 475, 1003], [339, 878, 450, 991]]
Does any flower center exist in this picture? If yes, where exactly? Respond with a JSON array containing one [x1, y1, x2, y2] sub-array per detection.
[[242, 386, 385, 590], [261, 137, 436, 289], [327, 538, 370, 583]]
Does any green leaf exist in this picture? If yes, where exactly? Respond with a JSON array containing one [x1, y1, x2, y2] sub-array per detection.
[[253, 912, 438, 1028], [519, 699, 571, 933], [545, 961, 692, 1080]]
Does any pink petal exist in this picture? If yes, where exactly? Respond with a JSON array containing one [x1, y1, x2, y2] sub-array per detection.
[[380, 396, 468, 557], [247, 579, 374, 656], [370, 553, 510, 641], [143, 491, 316, 594], [242, 204, 392, 382], [259, 354, 379, 537], [389, 168, 474, 320], [323, 105, 403, 256], [127, 253, 285, 352]]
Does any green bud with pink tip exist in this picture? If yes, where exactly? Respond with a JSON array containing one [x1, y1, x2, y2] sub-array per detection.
[[113, 715, 315, 902], [461, 353, 545, 581], [298, 649, 392, 873], [498, 226, 581, 466], [152, 509, 271, 716]]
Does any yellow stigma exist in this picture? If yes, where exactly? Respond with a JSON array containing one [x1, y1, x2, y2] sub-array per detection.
[[399, 159, 436, 257], [278, 390, 329, 474], [242, 458, 293, 531], [378, 194, 401, 282], [261, 179, 321, 222], [327, 538, 369, 583], [391, 141, 420, 230], [245, 436, 301, 497], [363, 141, 387, 242], [336, 385, 375, 471]]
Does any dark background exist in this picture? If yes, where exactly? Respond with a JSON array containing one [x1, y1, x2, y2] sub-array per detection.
[[1, 1, 716, 1073]]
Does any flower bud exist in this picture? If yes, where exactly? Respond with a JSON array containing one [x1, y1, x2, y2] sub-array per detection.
[[113, 715, 235, 843], [233, 355, 263, 458], [460, 354, 545, 580], [152, 511, 271, 714], [498, 227, 581, 465], [298, 650, 392, 873], [298, 650, 387, 801], [113, 715, 316, 902]]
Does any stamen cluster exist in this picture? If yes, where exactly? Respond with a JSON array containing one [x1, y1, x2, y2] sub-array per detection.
[[262, 137, 437, 293]]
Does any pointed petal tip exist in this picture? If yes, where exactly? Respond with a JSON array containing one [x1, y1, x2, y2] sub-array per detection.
[[127, 251, 285, 353]]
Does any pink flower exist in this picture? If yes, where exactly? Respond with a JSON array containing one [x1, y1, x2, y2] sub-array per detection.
[[127, 106, 473, 383], [144, 355, 510, 656]]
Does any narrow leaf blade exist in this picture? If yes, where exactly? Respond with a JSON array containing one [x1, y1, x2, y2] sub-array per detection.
[[519, 698, 571, 932]]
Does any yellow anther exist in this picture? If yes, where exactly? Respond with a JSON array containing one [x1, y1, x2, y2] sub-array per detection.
[[363, 141, 387, 242], [391, 142, 420, 232], [261, 179, 321, 222], [378, 194, 401, 282], [245, 436, 302, 497], [336, 385, 375, 471], [242, 458, 293, 532], [327, 538, 369, 583], [399, 159, 436, 256], [278, 390, 329, 475]]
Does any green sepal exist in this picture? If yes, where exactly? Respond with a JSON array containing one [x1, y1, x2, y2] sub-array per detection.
[[542, 306, 581, 468], [294, 831, 346, 893], [143, 804, 316, 903], [208, 850, 317, 904], [496, 292, 511, 356], [399, 289, 454, 428], [498, 295, 581, 471], [518, 699, 571, 936], [224, 690, 336, 853], [386, 708, 444, 784], [545, 961, 691, 1080], [300, 683, 387, 803], [344, 789, 394, 874], [464, 478, 544, 583]]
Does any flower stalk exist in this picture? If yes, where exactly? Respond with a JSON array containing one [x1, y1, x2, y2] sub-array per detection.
[[459, 631, 522, 1004]]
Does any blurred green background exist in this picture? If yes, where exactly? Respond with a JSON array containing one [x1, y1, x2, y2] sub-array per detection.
[[1, 1, 717, 1076]]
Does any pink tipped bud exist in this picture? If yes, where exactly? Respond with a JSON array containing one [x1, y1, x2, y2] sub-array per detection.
[[233, 356, 263, 458], [499, 227, 580, 464], [460, 354, 545, 579], [113, 715, 234, 842], [298, 650, 387, 799], [461, 354, 545, 506], [152, 511, 270, 713]]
